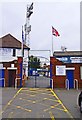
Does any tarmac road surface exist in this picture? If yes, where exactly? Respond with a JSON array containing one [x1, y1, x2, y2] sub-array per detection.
[[1, 87, 80, 119]]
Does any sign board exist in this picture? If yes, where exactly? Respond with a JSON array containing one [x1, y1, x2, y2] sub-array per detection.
[[56, 65, 66, 76], [0, 64, 3, 68], [0, 48, 11, 56], [57, 57, 82, 63], [11, 64, 14, 68], [70, 57, 82, 63], [56, 57, 71, 63]]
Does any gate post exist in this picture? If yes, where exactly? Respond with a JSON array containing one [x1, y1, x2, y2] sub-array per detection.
[[50, 62, 52, 88]]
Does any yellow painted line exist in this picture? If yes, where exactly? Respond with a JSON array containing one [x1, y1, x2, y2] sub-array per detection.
[[44, 103, 60, 112], [44, 106, 51, 112], [49, 111, 55, 120], [39, 102, 51, 107], [0, 88, 22, 116], [44, 97, 59, 103], [54, 107, 67, 112], [50, 88, 75, 119], [16, 105, 31, 112]]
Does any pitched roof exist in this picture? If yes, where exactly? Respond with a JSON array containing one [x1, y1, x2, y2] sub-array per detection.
[[0, 34, 30, 49], [53, 51, 82, 57]]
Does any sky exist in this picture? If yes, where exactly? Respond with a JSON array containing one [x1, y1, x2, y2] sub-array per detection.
[[0, 0, 81, 59]]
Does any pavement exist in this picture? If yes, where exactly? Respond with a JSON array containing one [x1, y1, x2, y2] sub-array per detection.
[[0, 76, 82, 119], [54, 89, 82, 119]]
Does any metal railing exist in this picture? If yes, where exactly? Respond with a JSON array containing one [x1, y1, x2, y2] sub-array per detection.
[[74, 79, 78, 90], [0, 78, 5, 87], [65, 79, 69, 90], [15, 78, 21, 89]]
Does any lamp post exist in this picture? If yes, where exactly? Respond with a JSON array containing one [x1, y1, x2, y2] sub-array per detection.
[[24, 3, 33, 78]]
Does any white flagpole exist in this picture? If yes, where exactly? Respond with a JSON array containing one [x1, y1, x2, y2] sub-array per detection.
[[21, 26, 24, 84], [52, 34, 53, 56], [22, 26, 23, 57]]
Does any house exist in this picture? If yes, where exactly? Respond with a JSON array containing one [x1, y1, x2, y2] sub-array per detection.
[[0, 34, 30, 87], [50, 51, 82, 89]]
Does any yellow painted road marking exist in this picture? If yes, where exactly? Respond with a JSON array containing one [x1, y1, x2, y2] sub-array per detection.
[[44, 103, 60, 112], [16, 105, 31, 112], [0, 88, 22, 116], [1, 88, 75, 119], [49, 111, 55, 120], [50, 88, 75, 119]]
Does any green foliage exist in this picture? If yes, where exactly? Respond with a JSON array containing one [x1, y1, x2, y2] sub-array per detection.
[[29, 55, 41, 69]]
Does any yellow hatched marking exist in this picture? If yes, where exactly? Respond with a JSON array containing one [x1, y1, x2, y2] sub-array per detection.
[[55, 107, 68, 112], [0, 88, 22, 115], [44, 97, 59, 102], [19, 97, 33, 103], [16, 106, 31, 112], [49, 111, 55, 120], [44, 103, 60, 112], [50, 89, 74, 119]]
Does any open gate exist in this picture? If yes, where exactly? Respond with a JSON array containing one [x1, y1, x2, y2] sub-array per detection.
[[25, 55, 51, 88]]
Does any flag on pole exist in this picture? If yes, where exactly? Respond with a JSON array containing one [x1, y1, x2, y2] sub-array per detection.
[[22, 26, 24, 43], [52, 26, 60, 37]]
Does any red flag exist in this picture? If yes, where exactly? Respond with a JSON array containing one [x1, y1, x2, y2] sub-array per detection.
[[52, 26, 60, 37]]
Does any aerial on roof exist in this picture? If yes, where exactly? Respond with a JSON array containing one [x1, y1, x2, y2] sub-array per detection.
[[0, 34, 30, 49], [53, 51, 82, 57]]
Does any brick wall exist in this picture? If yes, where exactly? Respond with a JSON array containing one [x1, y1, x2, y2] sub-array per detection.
[[50, 57, 82, 89]]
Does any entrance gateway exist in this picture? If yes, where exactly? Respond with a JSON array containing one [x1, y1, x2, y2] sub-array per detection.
[[25, 55, 52, 88]]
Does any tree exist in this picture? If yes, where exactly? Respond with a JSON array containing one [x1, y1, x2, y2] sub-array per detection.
[[29, 55, 41, 69]]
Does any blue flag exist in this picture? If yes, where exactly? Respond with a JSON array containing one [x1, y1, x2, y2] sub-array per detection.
[[22, 26, 24, 43]]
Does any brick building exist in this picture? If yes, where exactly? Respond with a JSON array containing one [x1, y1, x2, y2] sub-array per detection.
[[0, 34, 30, 87], [50, 51, 82, 89]]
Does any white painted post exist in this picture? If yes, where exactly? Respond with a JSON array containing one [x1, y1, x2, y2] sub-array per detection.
[[4, 78, 5, 87], [52, 79, 53, 90], [15, 78, 17, 89], [74, 79, 78, 90], [65, 79, 69, 90], [0, 78, 5, 87], [67, 79, 69, 90]]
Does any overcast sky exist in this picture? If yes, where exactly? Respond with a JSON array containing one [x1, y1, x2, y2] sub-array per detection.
[[0, 0, 81, 58]]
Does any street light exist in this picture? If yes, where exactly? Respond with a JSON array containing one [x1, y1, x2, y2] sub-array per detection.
[[24, 2, 33, 78]]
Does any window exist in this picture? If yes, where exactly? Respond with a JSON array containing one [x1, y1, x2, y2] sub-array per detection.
[[13, 49, 16, 56]]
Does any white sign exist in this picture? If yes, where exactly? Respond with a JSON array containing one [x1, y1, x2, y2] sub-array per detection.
[[56, 65, 66, 76], [71, 57, 82, 63], [11, 64, 14, 68], [0, 48, 11, 56], [0, 64, 3, 68]]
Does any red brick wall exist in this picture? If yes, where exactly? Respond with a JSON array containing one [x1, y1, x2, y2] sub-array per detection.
[[50, 57, 82, 89], [2, 57, 23, 87], [3, 61, 17, 87]]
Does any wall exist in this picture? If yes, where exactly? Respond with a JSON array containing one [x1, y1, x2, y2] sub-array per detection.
[[3, 60, 17, 87], [0, 48, 28, 62], [1, 57, 24, 87], [50, 57, 82, 88]]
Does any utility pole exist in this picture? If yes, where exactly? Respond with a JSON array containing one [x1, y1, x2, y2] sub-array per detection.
[[24, 2, 33, 77]]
